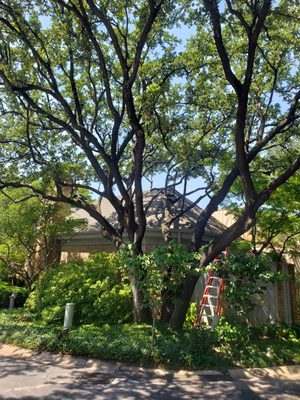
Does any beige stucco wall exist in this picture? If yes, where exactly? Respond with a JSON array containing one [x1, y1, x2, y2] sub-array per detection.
[[212, 209, 252, 240]]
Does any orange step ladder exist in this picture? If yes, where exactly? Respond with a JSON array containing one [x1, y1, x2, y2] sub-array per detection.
[[194, 250, 227, 329]]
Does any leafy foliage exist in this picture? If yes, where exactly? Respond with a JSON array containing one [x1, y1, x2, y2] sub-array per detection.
[[25, 253, 133, 326], [118, 241, 198, 312], [0, 310, 299, 370], [212, 252, 284, 316], [225, 174, 300, 260], [0, 188, 80, 286], [215, 318, 300, 367]]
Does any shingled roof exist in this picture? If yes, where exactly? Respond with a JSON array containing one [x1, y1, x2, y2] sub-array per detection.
[[71, 190, 226, 241]]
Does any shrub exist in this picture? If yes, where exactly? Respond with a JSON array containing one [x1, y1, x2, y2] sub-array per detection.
[[184, 302, 197, 328], [212, 253, 283, 316], [25, 253, 133, 326], [118, 241, 198, 313], [0, 281, 29, 308]]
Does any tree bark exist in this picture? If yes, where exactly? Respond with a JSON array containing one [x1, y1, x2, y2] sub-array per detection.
[[130, 274, 152, 324], [160, 289, 175, 323], [168, 275, 199, 330]]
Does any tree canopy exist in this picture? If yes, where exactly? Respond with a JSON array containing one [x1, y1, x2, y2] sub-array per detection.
[[0, 0, 299, 328]]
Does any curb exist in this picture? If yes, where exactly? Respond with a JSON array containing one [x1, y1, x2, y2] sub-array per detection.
[[229, 365, 300, 380], [0, 343, 224, 379], [0, 343, 120, 373], [0, 343, 223, 379], [119, 364, 224, 378], [1, 343, 299, 380]]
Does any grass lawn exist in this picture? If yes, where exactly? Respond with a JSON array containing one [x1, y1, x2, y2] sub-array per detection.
[[0, 309, 299, 371]]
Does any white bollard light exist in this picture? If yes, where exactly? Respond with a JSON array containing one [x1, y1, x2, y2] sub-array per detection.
[[9, 293, 17, 310], [63, 303, 74, 330]]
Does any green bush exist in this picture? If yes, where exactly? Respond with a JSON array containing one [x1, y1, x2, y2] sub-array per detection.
[[25, 253, 133, 326], [212, 253, 283, 316], [0, 281, 29, 308], [184, 302, 197, 328], [214, 318, 300, 367]]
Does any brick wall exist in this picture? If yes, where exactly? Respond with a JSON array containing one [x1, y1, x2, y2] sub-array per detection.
[[276, 262, 300, 325]]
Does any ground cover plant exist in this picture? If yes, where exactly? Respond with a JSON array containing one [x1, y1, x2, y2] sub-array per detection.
[[0, 310, 299, 371]]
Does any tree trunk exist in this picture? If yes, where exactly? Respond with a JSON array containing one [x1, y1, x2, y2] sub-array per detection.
[[160, 289, 175, 323], [127, 235, 152, 323], [130, 275, 152, 323], [168, 275, 199, 330]]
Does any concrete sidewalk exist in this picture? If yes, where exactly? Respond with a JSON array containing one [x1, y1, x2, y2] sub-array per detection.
[[0, 343, 299, 399]]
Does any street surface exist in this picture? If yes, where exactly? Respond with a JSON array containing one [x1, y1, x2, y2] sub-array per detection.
[[0, 344, 299, 399]]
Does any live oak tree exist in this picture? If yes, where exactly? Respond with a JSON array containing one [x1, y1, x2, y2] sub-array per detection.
[[0, 1, 299, 328], [130, 0, 300, 329], [0, 0, 182, 322], [154, 0, 300, 329]]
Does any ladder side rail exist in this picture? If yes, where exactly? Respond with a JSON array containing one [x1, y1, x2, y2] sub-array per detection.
[[195, 269, 218, 326], [215, 277, 225, 316], [195, 248, 228, 328]]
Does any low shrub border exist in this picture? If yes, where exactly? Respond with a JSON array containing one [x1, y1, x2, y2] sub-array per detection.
[[0, 310, 299, 371]]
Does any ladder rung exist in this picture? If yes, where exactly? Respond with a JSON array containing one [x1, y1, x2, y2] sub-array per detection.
[[195, 262, 226, 328]]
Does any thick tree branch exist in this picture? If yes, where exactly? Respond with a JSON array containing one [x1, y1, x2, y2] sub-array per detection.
[[200, 155, 300, 267], [204, 0, 242, 93], [0, 179, 122, 245]]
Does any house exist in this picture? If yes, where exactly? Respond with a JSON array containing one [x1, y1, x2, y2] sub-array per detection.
[[60, 190, 226, 261], [60, 193, 300, 326]]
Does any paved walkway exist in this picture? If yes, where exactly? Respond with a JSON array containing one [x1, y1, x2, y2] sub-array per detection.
[[0, 344, 299, 399]]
